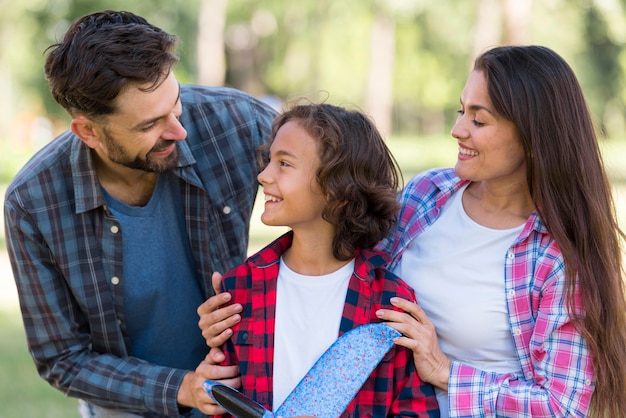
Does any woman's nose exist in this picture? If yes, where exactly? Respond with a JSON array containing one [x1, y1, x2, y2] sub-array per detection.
[[450, 118, 468, 140]]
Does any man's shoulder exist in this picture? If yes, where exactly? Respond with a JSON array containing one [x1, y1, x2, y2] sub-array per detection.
[[180, 84, 261, 106], [178, 85, 276, 139]]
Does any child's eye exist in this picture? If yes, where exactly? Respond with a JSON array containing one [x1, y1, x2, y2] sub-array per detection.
[[279, 160, 291, 167]]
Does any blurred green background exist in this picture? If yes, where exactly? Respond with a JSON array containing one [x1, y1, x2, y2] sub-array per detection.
[[1, 0, 626, 416]]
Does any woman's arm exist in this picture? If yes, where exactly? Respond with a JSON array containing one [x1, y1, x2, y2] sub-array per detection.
[[377, 291, 594, 417]]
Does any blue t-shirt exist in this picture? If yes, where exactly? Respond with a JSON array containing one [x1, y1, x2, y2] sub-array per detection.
[[103, 172, 207, 371]]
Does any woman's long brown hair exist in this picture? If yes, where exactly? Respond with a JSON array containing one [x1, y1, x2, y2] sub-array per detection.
[[475, 45, 626, 416]]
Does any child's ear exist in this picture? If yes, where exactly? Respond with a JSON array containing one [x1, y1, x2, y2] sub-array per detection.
[[70, 116, 101, 149]]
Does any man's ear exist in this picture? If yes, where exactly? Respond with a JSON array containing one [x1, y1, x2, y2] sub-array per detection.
[[70, 116, 101, 149]]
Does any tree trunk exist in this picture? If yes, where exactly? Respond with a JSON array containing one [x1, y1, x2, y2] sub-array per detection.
[[502, 0, 533, 45], [364, 11, 396, 138], [197, 0, 227, 86], [471, 0, 502, 67]]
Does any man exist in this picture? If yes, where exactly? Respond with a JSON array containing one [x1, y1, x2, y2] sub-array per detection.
[[3, 10, 276, 417]]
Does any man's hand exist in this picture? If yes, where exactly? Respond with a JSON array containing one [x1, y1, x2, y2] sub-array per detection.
[[211, 271, 223, 295], [177, 353, 243, 415], [197, 272, 243, 348]]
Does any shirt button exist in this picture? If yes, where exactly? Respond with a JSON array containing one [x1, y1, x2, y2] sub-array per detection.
[[223, 206, 232, 214], [585, 379, 592, 385], [111, 276, 120, 285], [514, 327, 522, 336], [526, 371, 533, 379], [508, 289, 515, 297], [507, 252, 515, 259], [110, 225, 119, 234]]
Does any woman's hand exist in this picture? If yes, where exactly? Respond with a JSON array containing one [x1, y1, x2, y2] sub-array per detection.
[[376, 297, 451, 391], [197, 272, 243, 348]]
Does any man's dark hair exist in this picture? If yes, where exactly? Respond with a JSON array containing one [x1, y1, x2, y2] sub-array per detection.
[[44, 10, 179, 118]]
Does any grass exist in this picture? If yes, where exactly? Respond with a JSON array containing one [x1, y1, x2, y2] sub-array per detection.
[[0, 136, 624, 415], [0, 310, 79, 417]]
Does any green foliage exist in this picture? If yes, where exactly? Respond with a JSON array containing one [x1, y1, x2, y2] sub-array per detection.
[[0, 145, 36, 184], [3, 0, 626, 138]]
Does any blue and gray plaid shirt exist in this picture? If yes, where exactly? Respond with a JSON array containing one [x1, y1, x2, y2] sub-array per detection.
[[3, 85, 277, 417]]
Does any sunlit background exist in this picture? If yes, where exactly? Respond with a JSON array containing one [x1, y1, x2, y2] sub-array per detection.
[[1, 1, 625, 416], [3, 0, 626, 143]]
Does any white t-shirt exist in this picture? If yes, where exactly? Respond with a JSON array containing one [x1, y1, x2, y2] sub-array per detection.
[[395, 185, 524, 417], [272, 257, 354, 410]]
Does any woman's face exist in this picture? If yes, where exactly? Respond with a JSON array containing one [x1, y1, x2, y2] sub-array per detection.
[[451, 70, 527, 188]]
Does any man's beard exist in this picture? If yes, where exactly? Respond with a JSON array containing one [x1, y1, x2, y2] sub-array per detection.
[[102, 127, 179, 173]]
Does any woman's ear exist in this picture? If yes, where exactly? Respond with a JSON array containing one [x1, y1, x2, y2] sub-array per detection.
[[70, 116, 101, 149]]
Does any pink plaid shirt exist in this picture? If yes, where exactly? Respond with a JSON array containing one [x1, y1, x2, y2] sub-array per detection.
[[376, 168, 595, 417]]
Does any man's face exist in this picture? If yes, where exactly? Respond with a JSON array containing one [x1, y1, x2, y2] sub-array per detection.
[[94, 72, 187, 173]]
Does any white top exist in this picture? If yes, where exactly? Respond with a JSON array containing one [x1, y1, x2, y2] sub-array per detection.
[[272, 257, 354, 410], [395, 185, 524, 417]]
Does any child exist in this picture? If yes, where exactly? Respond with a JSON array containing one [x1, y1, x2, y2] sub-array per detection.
[[215, 103, 439, 417]]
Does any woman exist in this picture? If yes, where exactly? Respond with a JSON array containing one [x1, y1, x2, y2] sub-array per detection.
[[375, 45, 626, 417], [197, 46, 626, 417]]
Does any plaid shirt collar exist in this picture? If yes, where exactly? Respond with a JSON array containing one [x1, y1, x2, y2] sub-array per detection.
[[249, 230, 391, 285], [71, 135, 198, 214]]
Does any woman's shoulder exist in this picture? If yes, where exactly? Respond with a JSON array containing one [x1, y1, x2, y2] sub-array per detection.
[[404, 167, 459, 191], [396, 167, 462, 212]]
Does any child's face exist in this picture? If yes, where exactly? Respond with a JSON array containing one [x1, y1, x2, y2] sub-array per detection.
[[257, 120, 328, 231]]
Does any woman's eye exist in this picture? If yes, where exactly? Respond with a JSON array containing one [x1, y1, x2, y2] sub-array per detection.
[[473, 120, 485, 127]]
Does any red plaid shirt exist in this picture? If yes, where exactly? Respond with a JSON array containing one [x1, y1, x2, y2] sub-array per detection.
[[218, 232, 440, 417]]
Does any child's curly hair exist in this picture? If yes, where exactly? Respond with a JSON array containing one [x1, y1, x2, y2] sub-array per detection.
[[267, 102, 402, 261]]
